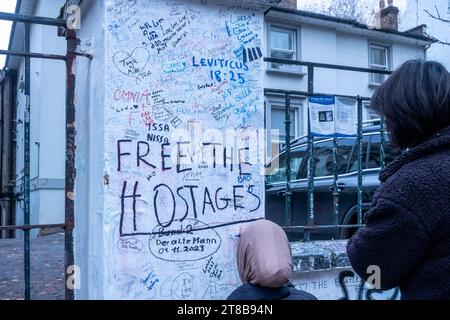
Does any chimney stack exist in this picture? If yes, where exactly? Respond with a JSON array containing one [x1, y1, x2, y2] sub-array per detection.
[[376, 0, 399, 31]]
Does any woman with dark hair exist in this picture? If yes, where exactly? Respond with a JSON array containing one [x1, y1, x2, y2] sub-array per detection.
[[347, 60, 450, 299]]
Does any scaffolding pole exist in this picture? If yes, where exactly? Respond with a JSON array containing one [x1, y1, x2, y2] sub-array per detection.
[[64, 29, 77, 301], [0, 12, 66, 26]]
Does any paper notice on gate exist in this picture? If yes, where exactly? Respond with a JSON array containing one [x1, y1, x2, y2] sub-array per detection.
[[335, 97, 357, 136], [309, 96, 335, 137]]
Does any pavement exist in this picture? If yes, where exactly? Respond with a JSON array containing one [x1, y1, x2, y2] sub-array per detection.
[[0, 233, 65, 300], [0, 235, 352, 300]]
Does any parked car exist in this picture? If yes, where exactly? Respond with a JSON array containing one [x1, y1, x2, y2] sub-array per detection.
[[265, 122, 402, 241]]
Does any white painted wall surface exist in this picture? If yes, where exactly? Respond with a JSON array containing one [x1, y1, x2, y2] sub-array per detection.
[[264, 19, 427, 95], [74, 0, 106, 299], [75, 0, 266, 299]]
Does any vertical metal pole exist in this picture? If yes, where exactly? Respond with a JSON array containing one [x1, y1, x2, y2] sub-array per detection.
[[65, 29, 77, 300], [305, 65, 315, 241], [1, 82, 4, 214], [380, 116, 386, 169], [332, 135, 339, 237], [357, 97, 363, 225], [284, 93, 292, 226], [1, 73, 4, 238], [23, 22, 31, 301]]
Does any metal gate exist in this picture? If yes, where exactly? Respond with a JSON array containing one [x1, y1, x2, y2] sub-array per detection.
[[264, 56, 391, 241], [0, 9, 86, 300]]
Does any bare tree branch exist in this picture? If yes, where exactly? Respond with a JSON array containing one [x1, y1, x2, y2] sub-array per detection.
[[424, 6, 450, 23], [423, 31, 450, 46], [298, 0, 378, 25]]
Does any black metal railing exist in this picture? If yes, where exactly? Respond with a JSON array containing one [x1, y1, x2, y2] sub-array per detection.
[[264, 56, 391, 241], [0, 10, 82, 300]]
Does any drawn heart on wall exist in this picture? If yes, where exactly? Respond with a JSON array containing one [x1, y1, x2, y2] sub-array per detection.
[[113, 47, 150, 78]]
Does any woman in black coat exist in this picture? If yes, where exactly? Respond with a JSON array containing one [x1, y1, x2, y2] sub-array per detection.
[[347, 60, 450, 300]]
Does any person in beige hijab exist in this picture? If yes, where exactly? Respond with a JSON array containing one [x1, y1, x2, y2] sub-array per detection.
[[227, 219, 317, 300]]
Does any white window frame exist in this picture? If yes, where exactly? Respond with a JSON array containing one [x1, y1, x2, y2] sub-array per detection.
[[270, 26, 296, 59], [271, 105, 299, 147], [265, 95, 306, 161], [267, 23, 303, 75], [368, 43, 390, 86]]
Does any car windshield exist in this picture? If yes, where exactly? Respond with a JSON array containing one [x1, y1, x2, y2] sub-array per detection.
[[266, 149, 306, 184], [310, 138, 355, 177]]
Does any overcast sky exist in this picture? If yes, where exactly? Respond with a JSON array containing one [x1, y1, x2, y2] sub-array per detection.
[[0, 0, 17, 69], [298, 0, 407, 13]]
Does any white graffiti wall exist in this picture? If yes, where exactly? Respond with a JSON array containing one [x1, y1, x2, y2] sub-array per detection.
[[103, 0, 265, 299]]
